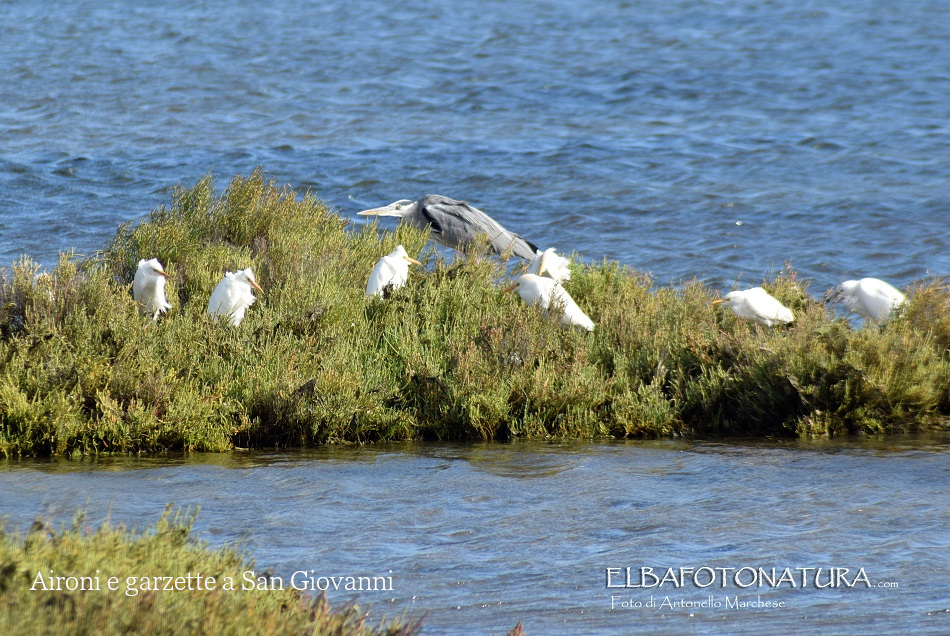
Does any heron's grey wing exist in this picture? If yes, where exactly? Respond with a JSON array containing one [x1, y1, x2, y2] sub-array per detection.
[[413, 203, 445, 238], [505, 233, 540, 260], [419, 195, 538, 259], [420, 198, 484, 248]]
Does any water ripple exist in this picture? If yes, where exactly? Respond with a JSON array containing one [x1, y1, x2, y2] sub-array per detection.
[[6, 438, 949, 633], [0, 0, 947, 292]]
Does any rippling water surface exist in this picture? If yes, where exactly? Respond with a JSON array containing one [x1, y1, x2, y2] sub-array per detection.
[[2, 0, 949, 291], [3, 4, 949, 633], [1, 439, 948, 634]]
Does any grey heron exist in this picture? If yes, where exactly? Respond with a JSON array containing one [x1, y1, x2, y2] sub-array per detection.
[[357, 194, 538, 260]]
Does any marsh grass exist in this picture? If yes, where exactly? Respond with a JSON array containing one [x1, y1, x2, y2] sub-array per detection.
[[1, 169, 948, 455], [0, 507, 419, 635]]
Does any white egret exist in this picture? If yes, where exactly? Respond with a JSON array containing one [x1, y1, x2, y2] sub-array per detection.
[[504, 274, 594, 331], [528, 248, 571, 283], [366, 245, 422, 297], [830, 278, 905, 321], [207, 268, 263, 326], [132, 258, 171, 319], [712, 287, 794, 327]]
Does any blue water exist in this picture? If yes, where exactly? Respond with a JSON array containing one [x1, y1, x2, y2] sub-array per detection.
[[1, 439, 949, 635], [2, 0, 949, 293], [3, 3, 950, 633]]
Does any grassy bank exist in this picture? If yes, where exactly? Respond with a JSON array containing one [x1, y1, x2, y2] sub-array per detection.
[[1, 169, 948, 455], [0, 508, 418, 635]]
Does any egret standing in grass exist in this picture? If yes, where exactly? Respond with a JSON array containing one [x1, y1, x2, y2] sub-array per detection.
[[357, 194, 538, 259], [528, 248, 571, 283], [712, 287, 794, 327], [366, 245, 422, 297], [829, 278, 905, 321], [207, 268, 263, 326], [505, 274, 594, 331], [132, 258, 171, 319]]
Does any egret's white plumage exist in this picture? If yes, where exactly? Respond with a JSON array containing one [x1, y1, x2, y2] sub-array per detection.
[[832, 278, 905, 321], [132, 258, 171, 319], [528, 248, 571, 283], [365, 245, 421, 297], [712, 287, 794, 327], [505, 274, 594, 331], [207, 268, 263, 326]]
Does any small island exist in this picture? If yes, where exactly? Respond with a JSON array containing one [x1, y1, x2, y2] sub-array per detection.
[[2, 169, 948, 457]]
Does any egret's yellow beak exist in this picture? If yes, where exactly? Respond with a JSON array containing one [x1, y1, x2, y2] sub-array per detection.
[[158, 269, 170, 279], [711, 299, 727, 306], [250, 280, 264, 294], [503, 283, 518, 293], [403, 256, 421, 266]]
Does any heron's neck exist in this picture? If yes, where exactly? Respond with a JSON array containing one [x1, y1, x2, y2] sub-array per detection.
[[394, 201, 418, 218]]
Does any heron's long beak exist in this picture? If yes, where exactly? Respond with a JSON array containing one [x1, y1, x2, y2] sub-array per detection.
[[356, 203, 408, 218], [250, 280, 264, 294], [711, 299, 727, 306], [503, 283, 518, 293], [822, 289, 839, 303], [157, 269, 170, 279], [403, 256, 422, 266]]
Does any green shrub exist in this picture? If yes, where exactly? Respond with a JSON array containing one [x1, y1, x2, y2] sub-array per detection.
[[0, 508, 419, 635], [1, 169, 947, 455]]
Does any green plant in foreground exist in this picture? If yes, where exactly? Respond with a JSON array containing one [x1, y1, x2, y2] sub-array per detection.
[[0, 168, 948, 455], [0, 507, 419, 635]]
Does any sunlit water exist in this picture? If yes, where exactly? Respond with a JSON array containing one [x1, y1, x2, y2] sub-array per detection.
[[2, 0, 949, 293], [3, 2, 950, 633], [2, 438, 948, 634]]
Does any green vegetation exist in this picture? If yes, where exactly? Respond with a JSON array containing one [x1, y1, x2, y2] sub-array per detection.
[[0, 508, 418, 635], [1, 169, 948, 456]]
